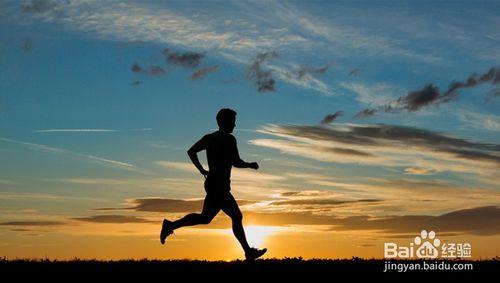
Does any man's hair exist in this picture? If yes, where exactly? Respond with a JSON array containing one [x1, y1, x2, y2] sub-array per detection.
[[216, 108, 237, 127]]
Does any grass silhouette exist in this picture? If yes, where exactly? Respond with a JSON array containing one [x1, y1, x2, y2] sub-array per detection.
[[0, 257, 498, 275]]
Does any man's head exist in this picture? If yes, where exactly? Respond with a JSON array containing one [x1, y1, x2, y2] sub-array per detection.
[[216, 108, 237, 133]]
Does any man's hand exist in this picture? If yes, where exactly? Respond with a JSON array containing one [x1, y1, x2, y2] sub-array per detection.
[[200, 168, 209, 178], [248, 162, 259, 170]]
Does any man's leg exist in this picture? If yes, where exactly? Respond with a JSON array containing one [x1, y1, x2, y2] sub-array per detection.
[[171, 194, 220, 230], [221, 193, 251, 253]]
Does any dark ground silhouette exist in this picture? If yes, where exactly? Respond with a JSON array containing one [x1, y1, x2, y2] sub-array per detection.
[[0, 258, 497, 278]]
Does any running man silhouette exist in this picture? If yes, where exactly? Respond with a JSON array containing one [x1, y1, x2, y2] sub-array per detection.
[[160, 108, 267, 260]]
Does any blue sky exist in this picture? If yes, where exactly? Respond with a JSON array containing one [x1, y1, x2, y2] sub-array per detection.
[[0, 0, 499, 259]]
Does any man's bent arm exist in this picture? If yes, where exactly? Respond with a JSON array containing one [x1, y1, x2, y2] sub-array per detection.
[[232, 138, 259, 170], [233, 158, 251, 168], [187, 136, 209, 176]]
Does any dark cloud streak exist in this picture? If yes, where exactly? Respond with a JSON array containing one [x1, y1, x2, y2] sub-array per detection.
[[321, 111, 343, 124], [131, 63, 166, 76], [296, 62, 334, 80], [163, 49, 205, 68], [356, 66, 500, 117], [191, 65, 219, 80], [246, 52, 278, 92]]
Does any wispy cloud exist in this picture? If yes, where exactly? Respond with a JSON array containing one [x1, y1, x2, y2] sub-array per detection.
[[72, 215, 154, 224], [34, 128, 152, 133], [0, 221, 65, 226], [94, 198, 256, 213], [0, 179, 16, 185], [251, 123, 500, 179], [404, 167, 435, 175], [0, 137, 137, 170], [457, 110, 500, 132], [269, 1, 444, 64], [341, 82, 400, 107], [34, 128, 118, 133]]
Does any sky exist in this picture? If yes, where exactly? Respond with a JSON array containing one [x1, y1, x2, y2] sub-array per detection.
[[0, 0, 499, 260]]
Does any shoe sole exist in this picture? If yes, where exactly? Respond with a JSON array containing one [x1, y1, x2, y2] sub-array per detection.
[[245, 248, 267, 261]]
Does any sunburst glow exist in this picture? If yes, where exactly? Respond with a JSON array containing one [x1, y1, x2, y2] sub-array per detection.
[[222, 225, 284, 248]]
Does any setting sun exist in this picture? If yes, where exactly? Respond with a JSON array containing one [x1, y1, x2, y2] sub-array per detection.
[[221, 225, 284, 248]]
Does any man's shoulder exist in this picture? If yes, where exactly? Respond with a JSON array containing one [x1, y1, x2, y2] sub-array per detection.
[[205, 131, 236, 143], [203, 131, 217, 138]]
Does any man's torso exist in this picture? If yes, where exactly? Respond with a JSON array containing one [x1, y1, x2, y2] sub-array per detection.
[[204, 131, 237, 193]]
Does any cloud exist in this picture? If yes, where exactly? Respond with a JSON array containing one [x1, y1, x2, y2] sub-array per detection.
[[131, 63, 166, 76], [251, 123, 499, 177], [12, 1, 337, 95], [34, 129, 117, 133], [445, 67, 500, 99], [270, 1, 443, 64], [21, 0, 59, 14], [329, 206, 500, 236], [356, 67, 500, 117], [179, 204, 500, 236], [0, 221, 65, 226], [0, 137, 138, 171], [320, 111, 343, 124], [404, 167, 435, 175], [270, 63, 335, 95], [94, 198, 256, 213], [354, 108, 377, 118], [190, 65, 219, 80], [253, 206, 500, 236], [246, 52, 278, 92], [163, 49, 205, 68], [348, 68, 359, 77], [34, 128, 151, 133], [71, 215, 154, 224], [89, 194, 500, 236], [457, 111, 500, 132], [296, 62, 334, 80], [270, 199, 381, 206], [0, 179, 16, 185], [396, 84, 440, 111], [341, 82, 401, 107]]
